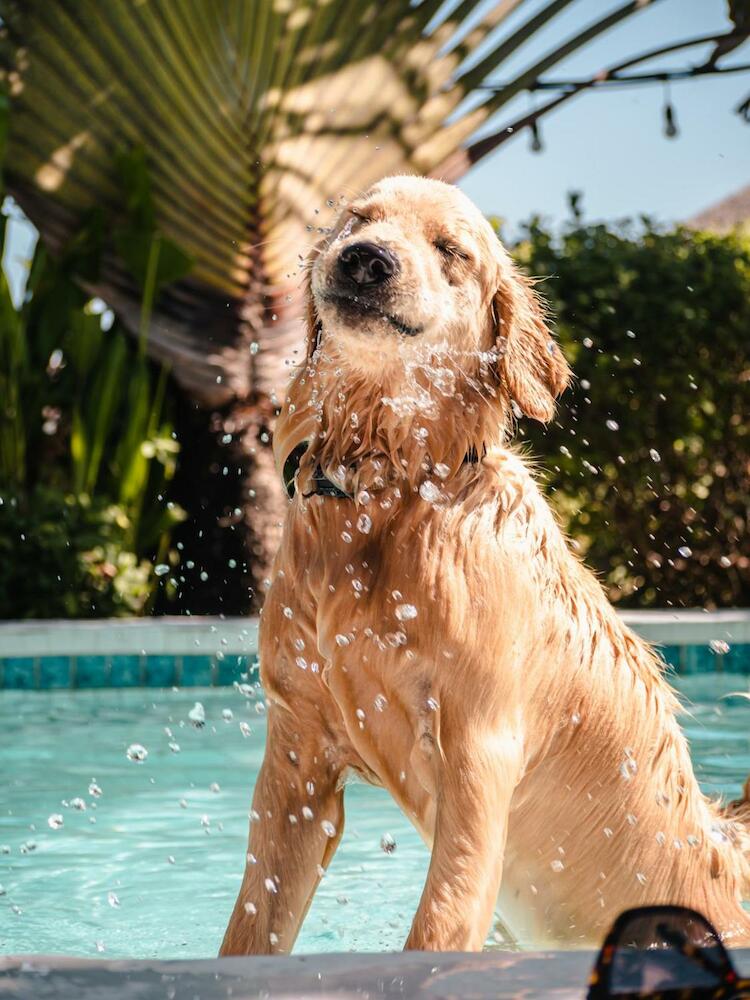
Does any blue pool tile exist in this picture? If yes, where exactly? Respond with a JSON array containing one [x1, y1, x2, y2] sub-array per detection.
[[723, 643, 750, 674], [145, 655, 176, 688], [658, 645, 682, 672], [110, 655, 142, 687], [181, 655, 213, 686], [74, 655, 108, 688], [216, 654, 249, 686], [39, 656, 71, 688], [2, 657, 36, 689], [682, 644, 715, 675]]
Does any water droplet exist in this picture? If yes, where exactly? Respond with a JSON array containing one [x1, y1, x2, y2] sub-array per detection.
[[107, 891, 120, 908], [188, 702, 206, 727], [374, 693, 388, 712], [356, 513, 372, 534], [47, 813, 64, 830], [335, 633, 350, 647], [550, 859, 565, 872], [88, 781, 102, 798], [282, 606, 294, 619], [709, 639, 729, 655], [380, 833, 396, 854], [603, 827, 613, 838], [239, 721, 251, 738], [395, 604, 417, 622], [222, 708, 234, 722], [302, 806, 314, 820], [649, 448, 661, 462], [605, 419, 619, 431], [70, 797, 86, 811], [126, 743, 148, 763], [154, 563, 169, 577], [264, 878, 278, 894], [636, 872, 647, 885], [168, 741, 180, 753], [250, 342, 259, 355], [210, 782, 221, 794], [295, 656, 308, 670], [677, 546, 692, 558], [419, 480, 442, 503], [321, 820, 337, 838], [426, 696, 439, 711]]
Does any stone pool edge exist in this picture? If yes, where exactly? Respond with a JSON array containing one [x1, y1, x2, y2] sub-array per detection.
[[0, 949, 602, 999]]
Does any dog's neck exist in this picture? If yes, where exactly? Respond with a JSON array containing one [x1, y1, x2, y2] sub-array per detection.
[[276, 336, 509, 499]]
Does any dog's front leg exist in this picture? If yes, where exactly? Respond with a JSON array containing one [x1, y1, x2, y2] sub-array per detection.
[[219, 703, 344, 955], [405, 730, 522, 951]]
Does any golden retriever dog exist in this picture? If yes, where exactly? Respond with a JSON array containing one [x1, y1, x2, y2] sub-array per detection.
[[220, 176, 750, 955]]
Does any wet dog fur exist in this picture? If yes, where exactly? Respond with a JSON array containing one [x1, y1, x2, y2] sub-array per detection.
[[221, 176, 750, 955]]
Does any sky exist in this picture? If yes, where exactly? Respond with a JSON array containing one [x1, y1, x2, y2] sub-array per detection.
[[456, 0, 749, 234]]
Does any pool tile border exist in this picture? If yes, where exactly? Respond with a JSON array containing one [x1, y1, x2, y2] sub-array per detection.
[[0, 613, 748, 689], [0, 651, 257, 690]]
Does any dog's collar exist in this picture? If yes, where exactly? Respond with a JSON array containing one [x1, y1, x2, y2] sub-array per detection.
[[283, 442, 484, 500]]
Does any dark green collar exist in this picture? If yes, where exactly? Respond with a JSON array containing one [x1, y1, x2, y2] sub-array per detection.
[[283, 443, 483, 501]]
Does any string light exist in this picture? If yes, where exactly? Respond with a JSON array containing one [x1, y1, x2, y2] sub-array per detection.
[[662, 79, 679, 138]]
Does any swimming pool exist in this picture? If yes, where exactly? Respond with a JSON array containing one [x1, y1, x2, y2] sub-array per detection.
[[1, 670, 748, 959]]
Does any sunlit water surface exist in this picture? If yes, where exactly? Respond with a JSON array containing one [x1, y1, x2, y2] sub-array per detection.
[[1, 674, 748, 958]]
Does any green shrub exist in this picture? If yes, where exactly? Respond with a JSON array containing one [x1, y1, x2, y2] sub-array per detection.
[[507, 216, 750, 608], [0, 146, 189, 618], [0, 487, 155, 617]]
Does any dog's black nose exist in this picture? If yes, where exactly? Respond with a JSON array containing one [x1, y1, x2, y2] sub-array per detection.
[[338, 242, 397, 287]]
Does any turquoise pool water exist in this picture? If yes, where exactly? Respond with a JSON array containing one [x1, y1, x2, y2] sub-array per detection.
[[1, 674, 749, 958]]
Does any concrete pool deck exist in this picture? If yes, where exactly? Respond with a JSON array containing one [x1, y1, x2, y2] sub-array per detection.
[[3, 950, 750, 1000]]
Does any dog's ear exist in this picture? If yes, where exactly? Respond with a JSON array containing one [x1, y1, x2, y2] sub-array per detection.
[[493, 264, 571, 423], [304, 271, 323, 359]]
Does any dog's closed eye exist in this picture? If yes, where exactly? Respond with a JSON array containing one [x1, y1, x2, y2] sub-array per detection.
[[433, 239, 469, 262]]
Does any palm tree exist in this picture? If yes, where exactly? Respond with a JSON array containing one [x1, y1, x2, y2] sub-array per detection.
[[0, 0, 745, 602]]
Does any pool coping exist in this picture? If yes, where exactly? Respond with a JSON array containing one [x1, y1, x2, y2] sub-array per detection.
[[0, 615, 259, 657], [0, 609, 748, 657], [0, 949, 624, 1000], [2, 948, 750, 1000]]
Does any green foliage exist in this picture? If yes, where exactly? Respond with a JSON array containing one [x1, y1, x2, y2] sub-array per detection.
[[507, 214, 750, 608], [0, 140, 190, 618], [0, 487, 154, 618]]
